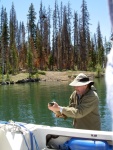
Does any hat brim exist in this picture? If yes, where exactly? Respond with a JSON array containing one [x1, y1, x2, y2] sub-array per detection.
[[69, 81, 94, 86]]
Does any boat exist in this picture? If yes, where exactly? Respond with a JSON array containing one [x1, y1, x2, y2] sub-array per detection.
[[0, 120, 113, 150]]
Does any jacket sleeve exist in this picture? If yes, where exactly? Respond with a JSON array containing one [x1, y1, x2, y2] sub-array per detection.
[[62, 91, 99, 119]]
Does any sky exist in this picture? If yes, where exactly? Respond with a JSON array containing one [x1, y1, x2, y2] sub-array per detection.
[[0, 0, 112, 41]]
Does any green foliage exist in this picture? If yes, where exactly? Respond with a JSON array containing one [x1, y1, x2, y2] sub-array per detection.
[[27, 72, 39, 79], [95, 63, 102, 77], [29, 68, 39, 78], [27, 3, 37, 42], [38, 71, 46, 75], [27, 50, 33, 67], [31, 74, 35, 78], [87, 61, 95, 72], [12, 46, 18, 74], [27, 47, 33, 78], [0, 0, 109, 72], [0, 67, 2, 74], [0, 73, 2, 82], [35, 73, 39, 78], [5, 72, 10, 81], [8, 63, 13, 74], [74, 65, 78, 71], [49, 54, 54, 66]]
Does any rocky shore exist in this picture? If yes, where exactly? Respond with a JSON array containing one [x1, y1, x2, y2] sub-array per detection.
[[0, 71, 102, 85], [13, 71, 96, 82]]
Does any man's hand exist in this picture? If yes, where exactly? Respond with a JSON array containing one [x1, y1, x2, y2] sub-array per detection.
[[48, 102, 60, 112], [48, 102, 67, 119], [55, 111, 67, 119]]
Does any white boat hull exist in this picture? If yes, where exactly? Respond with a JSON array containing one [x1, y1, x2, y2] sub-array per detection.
[[0, 121, 113, 150]]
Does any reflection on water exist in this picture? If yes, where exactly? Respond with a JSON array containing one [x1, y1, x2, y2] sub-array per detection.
[[0, 78, 112, 131], [95, 78, 112, 131]]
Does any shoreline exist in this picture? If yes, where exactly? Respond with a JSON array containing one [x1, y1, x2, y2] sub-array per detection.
[[0, 71, 104, 85], [10, 71, 100, 82]]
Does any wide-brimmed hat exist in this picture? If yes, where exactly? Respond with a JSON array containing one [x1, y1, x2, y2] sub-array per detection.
[[69, 73, 94, 86]]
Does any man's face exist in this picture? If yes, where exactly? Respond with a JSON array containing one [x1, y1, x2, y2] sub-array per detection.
[[74, 85, 88, 95]]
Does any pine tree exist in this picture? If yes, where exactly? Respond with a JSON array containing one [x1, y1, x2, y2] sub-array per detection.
[[0, 7, 9, 75], [27, 3, 36, 43], [96, 22, 105, 68], [27, 3, 37, 73], [79, 0, 90, 70], [9, 2, 18, 74], [73, 11, 79, 70]]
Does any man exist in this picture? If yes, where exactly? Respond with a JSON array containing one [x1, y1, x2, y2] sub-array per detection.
[[48, 73, 101, 130]]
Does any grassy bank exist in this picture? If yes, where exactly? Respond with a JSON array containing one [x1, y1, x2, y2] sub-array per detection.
[[0, 70, 104, 83]]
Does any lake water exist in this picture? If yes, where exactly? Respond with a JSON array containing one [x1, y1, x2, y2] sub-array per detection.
[[0, 77, 112, 131]]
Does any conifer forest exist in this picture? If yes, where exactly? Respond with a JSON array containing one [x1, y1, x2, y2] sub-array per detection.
[[0, 0, 112, 76]]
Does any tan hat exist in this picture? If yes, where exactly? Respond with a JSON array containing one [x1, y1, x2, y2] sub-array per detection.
[[69, 73, 94, 86]]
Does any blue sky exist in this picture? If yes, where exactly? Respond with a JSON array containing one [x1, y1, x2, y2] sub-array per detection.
[[0, 0, 111, 41]]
